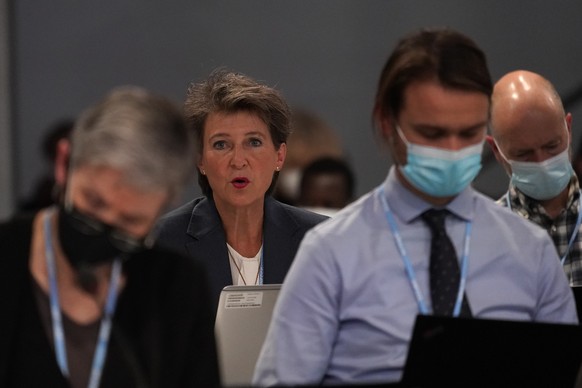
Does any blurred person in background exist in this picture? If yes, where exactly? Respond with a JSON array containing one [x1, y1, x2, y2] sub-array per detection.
[[297, 156, 355, 216], [0, 86, 220, 387], [274, 108, 345, 205]]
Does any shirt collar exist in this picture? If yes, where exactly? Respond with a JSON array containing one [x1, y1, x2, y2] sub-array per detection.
[[382, 166, 476, 224]]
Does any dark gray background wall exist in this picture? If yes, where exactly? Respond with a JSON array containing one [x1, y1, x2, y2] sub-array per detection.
[[3, 0, 582, 218], [0, 0, 13, 220]]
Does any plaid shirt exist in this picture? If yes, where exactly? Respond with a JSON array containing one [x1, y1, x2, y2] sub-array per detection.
[[497, 176, 582, 286]]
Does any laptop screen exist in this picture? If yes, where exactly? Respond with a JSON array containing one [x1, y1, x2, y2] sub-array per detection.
[[402, 314, 582, 388]]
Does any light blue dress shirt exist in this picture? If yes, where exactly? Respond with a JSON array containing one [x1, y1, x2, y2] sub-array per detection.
[[253, 167, 578, 387]]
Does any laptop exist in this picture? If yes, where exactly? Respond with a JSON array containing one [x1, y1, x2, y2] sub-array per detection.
[[214, 284, 281, 387], [401, 314, 582, 388]]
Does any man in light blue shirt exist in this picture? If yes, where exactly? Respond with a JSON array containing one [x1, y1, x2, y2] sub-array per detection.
[[253, 27, 578, 387]]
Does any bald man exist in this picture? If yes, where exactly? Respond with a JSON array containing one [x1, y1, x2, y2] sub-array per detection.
[[487, 70, 581, 290]]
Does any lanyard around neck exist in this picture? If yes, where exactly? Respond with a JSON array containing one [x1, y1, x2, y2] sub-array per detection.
[[43, 210, 123, 388], [259, 248, 264, 284], [256, 246, 264, 285], [228, 244, 264, 285], [378, 187, 472, 317], [506, 190, 582, 266]]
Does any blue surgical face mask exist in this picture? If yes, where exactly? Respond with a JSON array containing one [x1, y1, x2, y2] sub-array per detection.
[[395, 125, 484, 197], [495, 140, 573, 200]]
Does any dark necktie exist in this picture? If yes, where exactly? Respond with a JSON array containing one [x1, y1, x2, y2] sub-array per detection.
[[421, 209, 472, 317]]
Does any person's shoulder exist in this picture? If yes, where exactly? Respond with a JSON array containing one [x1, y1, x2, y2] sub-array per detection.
[[473, 191, 513, 217], [0, 213, 36, 253], [156, 197, 209, 233], [268, 198, 329, 227], [306, 192, 375, 237], [129, 244, 206, 278], [125, 246, 213, 316], [0, 213, 37, 283], [159, 197, 205, 223], [0, 212, 35, 235], [473, 192, 547, 234]]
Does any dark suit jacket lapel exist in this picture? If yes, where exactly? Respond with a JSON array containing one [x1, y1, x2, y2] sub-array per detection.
[[183, 198, 231, 311], [262, 197, 300, 284]]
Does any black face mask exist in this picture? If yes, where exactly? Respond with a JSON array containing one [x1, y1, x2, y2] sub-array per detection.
[[57, 204, 145, 271]]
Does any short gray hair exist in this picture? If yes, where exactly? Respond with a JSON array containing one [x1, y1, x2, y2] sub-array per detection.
[[69, 86, 195, 201]]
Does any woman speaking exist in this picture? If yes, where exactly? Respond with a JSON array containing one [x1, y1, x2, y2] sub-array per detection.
[[156, 69, 328, 314]]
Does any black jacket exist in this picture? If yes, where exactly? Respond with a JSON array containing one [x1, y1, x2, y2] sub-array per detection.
[[0, 213, 220, 388], [155, 196, 328, 315]]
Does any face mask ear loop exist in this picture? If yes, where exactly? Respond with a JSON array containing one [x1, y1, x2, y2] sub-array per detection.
[[394, 123, 410, 148], [492, 139, 519, 182], [392, 123, 413, 170], [492, 139, 512, 163], [564, 120, 571, 150]]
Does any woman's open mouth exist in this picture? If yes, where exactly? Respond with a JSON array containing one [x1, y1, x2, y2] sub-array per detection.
[[231, 177, 249, 189]]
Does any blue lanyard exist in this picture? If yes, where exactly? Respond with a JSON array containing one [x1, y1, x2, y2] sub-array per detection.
[[378, 187, 472, 317], [259, 248, 264, 284], [506, 191, 582, 266], [44, 210, 122, 388]]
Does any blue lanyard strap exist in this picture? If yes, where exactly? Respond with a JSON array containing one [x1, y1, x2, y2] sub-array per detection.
[[506, 190, 582, 266], [259, 248, 264, 285], [44, 210, 122, 388], [378, 187, 472, 317]]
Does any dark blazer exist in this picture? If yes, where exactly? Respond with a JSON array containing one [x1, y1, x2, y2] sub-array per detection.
[[155, 196, 328, 314], [0, 214, 220, 388]]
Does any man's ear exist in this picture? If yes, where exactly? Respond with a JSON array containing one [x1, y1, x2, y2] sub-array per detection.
[[380, 116, 396, 144], [485, 135, 512, 179], [485, 135, 502, 162], [373, 104, 393, 142], [54, 139, 71, 187], [566, 112, 573, 143]]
